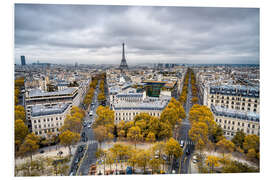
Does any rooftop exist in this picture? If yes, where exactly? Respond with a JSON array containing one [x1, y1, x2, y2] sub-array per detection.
[[211, 105, 259, 122], [31, 103, 71, 117], [28, 87, 77, 98]]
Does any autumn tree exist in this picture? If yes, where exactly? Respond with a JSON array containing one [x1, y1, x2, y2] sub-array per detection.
[[94, 106, 115, 127], [93, 125, 112, 148], [127, 126, 143, 148], [59, 130, 80, 156], [216, 138, 235, 158], [15, 119, 29, 152], [205, 155, 220, 173], [231, 130, 246, 149], [165, 137, 183, 172], [146, 132, 156, 143], [134, 113, 151, 124], [136, 149, 151, 173], [19, 133, 40, 162], [60, 115, 82, 133], [243, 134, 259, 161], [189, 122, 209, 154], [15, 105, 26, 122]]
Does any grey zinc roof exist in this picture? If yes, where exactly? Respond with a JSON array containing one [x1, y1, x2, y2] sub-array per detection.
[[114, 100, 169, 111], [211, 105, 259, 122], [31, 103, 71, 117], [29, 87, 77, 98]]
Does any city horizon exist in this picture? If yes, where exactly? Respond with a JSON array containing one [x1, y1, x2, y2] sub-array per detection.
[[15, 4, 259, 65]]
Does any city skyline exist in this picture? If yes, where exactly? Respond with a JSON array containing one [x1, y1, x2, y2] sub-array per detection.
[[15, 4, 259, 65]]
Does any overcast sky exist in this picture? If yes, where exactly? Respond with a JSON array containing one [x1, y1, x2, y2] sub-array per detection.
[[14, 4, 259, 65]]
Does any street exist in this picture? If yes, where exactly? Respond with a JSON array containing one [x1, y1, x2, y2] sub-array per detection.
[[173, 70, 196, 174], [70, 80, 101, 175]]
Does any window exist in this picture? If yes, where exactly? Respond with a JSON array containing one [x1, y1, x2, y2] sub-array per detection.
[[242, 107, 245, 110], [47, 118, 49, 122], [219, 119, 222, 123], [38, 120, 40, 123], [51, 118, 53, 121], [248, 103, 251, 107], [34, 120, 37, 123], [39, 131, 42, 134], [56, 117, 58, 120], [224, 125, 226, 129], [44, 125, 46, 128], [231, 132, 234, 136], [60, 117, 62, 120], [247, 129, 250, 133], [243, 98, 245, 102], [44, 119, 46, 122], [248, 124, 250, 128], [252, 125, 255, 128], [228, 121, 231, 124], [232, 127, 234, 130], [224, 120, 227, 124], [34, 125, 37, 129], [238, 122, 240, 126], [232, 101, 234, 104], [253, 109, 257, 112], [232, 121, 235, 125], [242, 123, 244, 127], [254, 104, 257, 107], [248, 108, 250, 111], [35, 132, 38, 135], [39, 125, 41, 128]]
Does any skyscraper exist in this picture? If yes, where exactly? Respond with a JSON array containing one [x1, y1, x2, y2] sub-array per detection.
[[21, 55, 26, 66], [119, 43, 128, 70]]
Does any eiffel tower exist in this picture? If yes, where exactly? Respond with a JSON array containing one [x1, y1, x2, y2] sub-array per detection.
[[119, 43, 128, 70]]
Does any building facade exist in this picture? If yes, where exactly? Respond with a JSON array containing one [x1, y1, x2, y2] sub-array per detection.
[[211, 105, 260, 138], [113, 97, 170, 124], [207, 85, 260, 113], [25, 87, 80, 130], [30, 103, 71, 137]]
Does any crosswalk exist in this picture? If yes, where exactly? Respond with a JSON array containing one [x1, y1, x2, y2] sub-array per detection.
[[88, 140, 98, 145], [179, 140, 194, 145]]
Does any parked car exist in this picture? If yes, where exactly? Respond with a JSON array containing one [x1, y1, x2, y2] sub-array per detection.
[[39, 150, 45, 154]]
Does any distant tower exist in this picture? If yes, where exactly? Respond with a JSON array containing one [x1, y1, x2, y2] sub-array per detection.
[[21, 55, 26, 66], [119, 43, 128, 70]]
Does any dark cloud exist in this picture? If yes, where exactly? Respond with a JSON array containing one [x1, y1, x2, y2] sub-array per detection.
[[14, 4, 259, 64]]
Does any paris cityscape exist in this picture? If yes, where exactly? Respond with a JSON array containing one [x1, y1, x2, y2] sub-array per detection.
[[14, 4, 260, 176]]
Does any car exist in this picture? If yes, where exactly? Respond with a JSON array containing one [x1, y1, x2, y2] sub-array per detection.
[[39, 150, 45, 154], [89, 111, 93, 116], [88, 124, 91, 128], [186, 148, 190, 155], [180, 140, 184, 148]]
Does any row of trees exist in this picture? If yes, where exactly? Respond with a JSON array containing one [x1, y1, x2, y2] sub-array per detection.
[[93, 97, 186, 148], [97, 73, 106, 102], [96, 137, 183, 174], [190, 69, 199, 104], [59, 106, 85, 155], [179, 70, 189, 104], [93, 106, 115, 147], [188, 104, 260, 172], [83, 77, 98, 107]]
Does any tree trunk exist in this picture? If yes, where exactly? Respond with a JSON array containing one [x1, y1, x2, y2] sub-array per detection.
[[68, 146, 72, 156]]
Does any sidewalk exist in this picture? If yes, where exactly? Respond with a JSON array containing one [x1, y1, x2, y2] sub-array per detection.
[[15, 144, 77, 166]]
